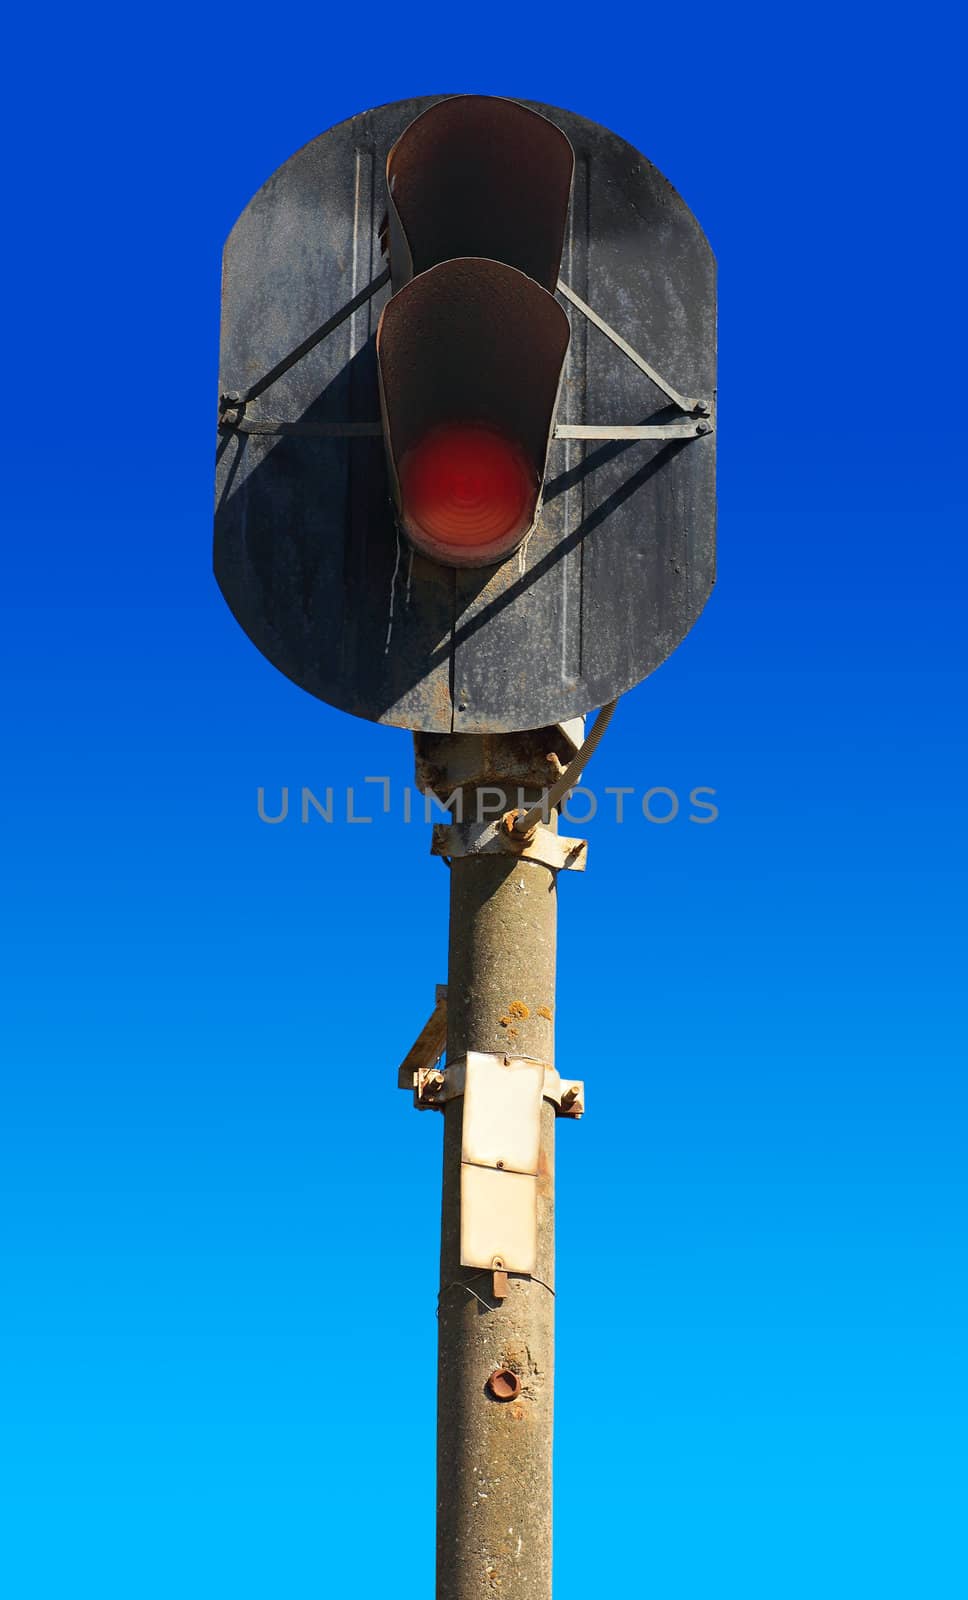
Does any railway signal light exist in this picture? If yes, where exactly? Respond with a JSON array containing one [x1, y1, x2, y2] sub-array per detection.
[[213, 93, 720, 1599], [376, 97, 573, 567], [215, 94, 716, 733]]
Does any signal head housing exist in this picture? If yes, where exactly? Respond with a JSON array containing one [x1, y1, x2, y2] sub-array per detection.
[[214, 95, 716, 733]]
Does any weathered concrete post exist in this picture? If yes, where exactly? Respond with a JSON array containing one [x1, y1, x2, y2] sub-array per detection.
[[418, 732, 566, 1600]]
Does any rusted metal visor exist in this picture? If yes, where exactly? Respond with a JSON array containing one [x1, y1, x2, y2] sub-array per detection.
[[385, 95, 575, 292], [377, 259, 570, 567]]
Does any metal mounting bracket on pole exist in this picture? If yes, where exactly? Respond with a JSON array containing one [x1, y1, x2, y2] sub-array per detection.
[[431, 817, 587, 873], [401, 1053, 584, 1276], [406, 1054, 584, 1119]]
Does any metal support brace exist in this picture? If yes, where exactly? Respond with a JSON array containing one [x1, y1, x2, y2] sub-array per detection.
[[218, 268, 390, 425], [216, 270, 713, 446], [219, 410, 708, 443], [393, 994, 585, 1115], [556, 277, 710, 416], [218, 410, 382, 436], [557, 420, 711, 439], [396, 983, 448, 1090]]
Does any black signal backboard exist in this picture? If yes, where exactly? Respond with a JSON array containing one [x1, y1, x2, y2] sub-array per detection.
[[214, 96, 716, 732]]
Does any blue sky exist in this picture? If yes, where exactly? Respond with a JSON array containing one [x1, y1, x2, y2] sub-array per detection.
[[2, 6, 965, 1597]]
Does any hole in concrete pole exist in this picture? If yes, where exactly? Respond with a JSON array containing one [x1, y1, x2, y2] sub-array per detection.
[[487, 1368, 522, 1401]]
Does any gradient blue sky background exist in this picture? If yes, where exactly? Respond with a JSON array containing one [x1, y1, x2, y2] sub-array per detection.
[[3, 6, 965, 1597]]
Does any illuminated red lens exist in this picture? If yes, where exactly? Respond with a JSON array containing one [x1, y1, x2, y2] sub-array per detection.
[[398, 423, 535, 561]]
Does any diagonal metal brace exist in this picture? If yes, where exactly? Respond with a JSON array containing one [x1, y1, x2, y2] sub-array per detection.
[[396, 983, 448, 1090], [217, 269, 713, 446], [556, 276, 713, 436], [224, 268, 390, 410]]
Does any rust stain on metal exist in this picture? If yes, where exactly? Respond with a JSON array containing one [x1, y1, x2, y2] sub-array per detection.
[[426, 672, 452, 726]]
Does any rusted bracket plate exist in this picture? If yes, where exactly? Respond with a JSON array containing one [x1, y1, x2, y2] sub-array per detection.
[[431, 818, 587, 873], [411, 1053, 584, 1118]]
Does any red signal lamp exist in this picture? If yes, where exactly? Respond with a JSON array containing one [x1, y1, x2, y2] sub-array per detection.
[[398, 421, 537, 567], [375, 100, 575, 573]]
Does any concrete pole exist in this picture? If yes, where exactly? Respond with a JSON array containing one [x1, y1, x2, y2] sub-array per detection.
[[423, 732, 563, 1600]]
